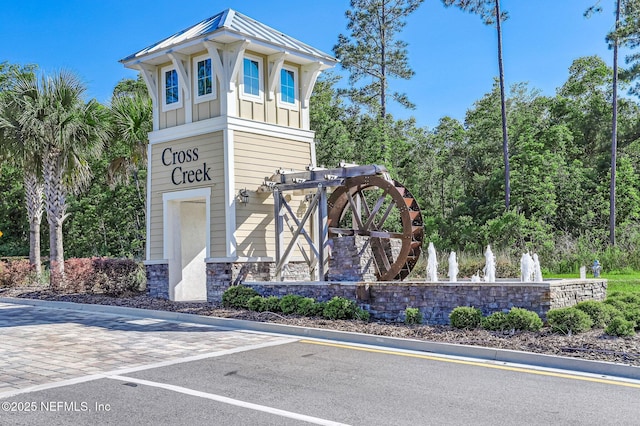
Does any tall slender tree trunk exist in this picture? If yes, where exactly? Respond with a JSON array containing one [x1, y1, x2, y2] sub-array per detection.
[[495, 0, 510, 210], [23, 171, 44, 275], [43, 150, 67, 282], [380, 1, 387, 119], [610, 0, 621, 246]]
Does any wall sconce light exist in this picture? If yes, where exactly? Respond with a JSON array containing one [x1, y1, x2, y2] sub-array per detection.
[[239, 188, 249, 205]]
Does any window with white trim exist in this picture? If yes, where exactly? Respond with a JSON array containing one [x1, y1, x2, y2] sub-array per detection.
[[240, 55, 263, 102], [161, 65, 182, 111], [193, 54, 217, 103], [278, 65, 298, 110]]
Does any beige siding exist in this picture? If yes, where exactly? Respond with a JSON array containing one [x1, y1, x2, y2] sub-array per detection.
[[234, 54, 303, 130], [148, 131, 226, 259], [234, 131, 313, 258], [194, 97, 221, 122], [151, 53, 305, 131], [160, 108, 186, 129], [193, 76, 221, 122], [276, 107, 301, 128]]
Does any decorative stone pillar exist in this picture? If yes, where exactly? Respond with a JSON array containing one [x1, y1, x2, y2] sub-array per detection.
[[206, 262, 233, 303], [145, 263, 169, 299]]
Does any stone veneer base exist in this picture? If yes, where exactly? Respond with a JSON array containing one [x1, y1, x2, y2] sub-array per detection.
[[151, 261, 605, 325], [210, 279, 607, 325]]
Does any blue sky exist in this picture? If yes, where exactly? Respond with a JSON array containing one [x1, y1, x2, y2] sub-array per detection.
[[2, 1, 623, 129]]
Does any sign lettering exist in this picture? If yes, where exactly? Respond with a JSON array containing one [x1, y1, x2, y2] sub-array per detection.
[[161, 147, 212, 186]]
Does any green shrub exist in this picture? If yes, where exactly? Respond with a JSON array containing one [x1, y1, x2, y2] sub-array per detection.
[[619, 294, 640, 307], [222, 285, 259, 308], [575, 301, 621, 328], [355, 307, 370, 322], [623, 307, 640, 330], [404, 307, 423, 325], [280, 294, 305, 314], [605, 317, 636, 337], [312, 301, 327, 316], [247, 296, 266, 312], [604, 298, 629, 311], [482, 312, 509, 331], [449, 307, 482, 329], [295, 297, 318, 316], [323, 297, 358, 320], [506, 307, 543, 332], [546, 307, 593, 334], [264, 296, 282, 312]]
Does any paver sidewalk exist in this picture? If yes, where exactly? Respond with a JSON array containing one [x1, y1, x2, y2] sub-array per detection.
[[0, 302, 292, 394]]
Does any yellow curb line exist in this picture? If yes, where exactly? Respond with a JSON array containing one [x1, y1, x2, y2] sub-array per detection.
[[299, 339, 640, 389]]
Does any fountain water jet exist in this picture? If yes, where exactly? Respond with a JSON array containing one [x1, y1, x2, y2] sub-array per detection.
[[483, 245, 496, 282], [520, 252, 534, 282], [426, 242, 438, 282], [533, 253, 543, 282], [448, 251, 458, 282]]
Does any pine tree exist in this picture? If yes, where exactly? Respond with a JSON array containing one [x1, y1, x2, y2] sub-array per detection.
[[333, 0, 423, 118]]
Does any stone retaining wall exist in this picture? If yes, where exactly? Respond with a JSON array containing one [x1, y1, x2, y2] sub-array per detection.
[[151, 260, 606, 325], [145, 261, 311, 303], [228, 279, 606, 325], [206, 261, 310, 303]]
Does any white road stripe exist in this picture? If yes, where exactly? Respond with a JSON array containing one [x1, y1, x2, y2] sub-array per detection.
[[0, 338, 296, 399], [108, 374, 349, 426]]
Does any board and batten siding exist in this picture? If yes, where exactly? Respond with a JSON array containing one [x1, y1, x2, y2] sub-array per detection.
[[234, 131, 313, 259], [237, 56, 302, 129], [156, 55, 223, 130], [155, 53, 302, 131], [193, 97, 221, 122], [148, 131, 225, 259]]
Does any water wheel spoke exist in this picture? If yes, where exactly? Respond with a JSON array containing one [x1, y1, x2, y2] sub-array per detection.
[[362, 190, 390, 231], [370, 237, 392, 272], [357, 190, 372, 220], [369, 230, 404, 239], [346, 190, 365, 230], [374, 200, 396, 231]]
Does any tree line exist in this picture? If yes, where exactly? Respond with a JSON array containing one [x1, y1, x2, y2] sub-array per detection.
[[1, 1, 640, 278]]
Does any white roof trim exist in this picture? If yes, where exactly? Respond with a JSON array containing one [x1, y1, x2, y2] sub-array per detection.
[[221, 9, 235, 28], [120, 8, 337, 67]]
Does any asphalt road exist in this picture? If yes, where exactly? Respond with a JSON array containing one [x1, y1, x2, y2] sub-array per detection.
[[2, 338, 640, 425]]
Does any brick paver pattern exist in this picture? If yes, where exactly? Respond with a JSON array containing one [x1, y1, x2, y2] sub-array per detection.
[[0, 302, 290, 394]]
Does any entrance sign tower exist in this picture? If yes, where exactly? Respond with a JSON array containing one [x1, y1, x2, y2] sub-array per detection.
[[121, 9, 337, 301]]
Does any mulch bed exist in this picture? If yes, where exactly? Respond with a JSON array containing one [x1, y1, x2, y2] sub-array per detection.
[[2, 287, 640, 367]]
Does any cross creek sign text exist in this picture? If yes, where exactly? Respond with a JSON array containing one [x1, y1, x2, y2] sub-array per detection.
[[161, 147, 212, 186]]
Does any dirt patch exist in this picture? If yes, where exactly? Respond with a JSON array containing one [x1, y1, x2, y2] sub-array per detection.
[[2, 288, 640, 367]]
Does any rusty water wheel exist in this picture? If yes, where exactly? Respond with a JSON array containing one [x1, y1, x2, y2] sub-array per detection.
[[327, 175, 424, 281]]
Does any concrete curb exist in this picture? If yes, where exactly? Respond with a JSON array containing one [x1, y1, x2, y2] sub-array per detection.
[[2, 296, 639, 381]]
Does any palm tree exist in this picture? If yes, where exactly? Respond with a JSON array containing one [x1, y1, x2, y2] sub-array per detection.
[[0, 86, 44, 274], [108, 89, 152, 204], [12, 70, 109, 281]]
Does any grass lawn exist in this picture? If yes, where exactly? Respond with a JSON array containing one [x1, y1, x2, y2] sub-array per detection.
[[548, 272, 640, 296]]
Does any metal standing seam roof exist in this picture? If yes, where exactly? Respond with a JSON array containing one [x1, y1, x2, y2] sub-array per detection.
[[120, 8, 337, 64]]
